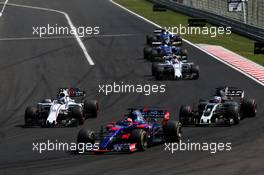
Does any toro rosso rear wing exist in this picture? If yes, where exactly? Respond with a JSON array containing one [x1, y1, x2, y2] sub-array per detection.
[[127, 107, 169, 118]]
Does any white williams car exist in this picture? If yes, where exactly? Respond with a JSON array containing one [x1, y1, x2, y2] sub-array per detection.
[[152, 56, 199, 80], [24, 88, 99, 127]]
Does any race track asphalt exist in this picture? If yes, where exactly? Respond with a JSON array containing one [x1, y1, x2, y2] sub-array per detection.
[[0, 0, 263, 175]]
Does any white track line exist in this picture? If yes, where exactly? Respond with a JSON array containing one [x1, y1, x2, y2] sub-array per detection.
[[1, 2, 95, 65], [109, 0, 264, 87], [0, 33, 138, 41], [0, 0, 8, 17]]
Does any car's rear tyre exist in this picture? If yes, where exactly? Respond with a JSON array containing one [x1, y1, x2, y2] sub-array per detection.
[[84, 100, 98, 118], [164, 121, 182, 142], [240, 99, 257, 118], [143, 47, 152, 59], [179, 105, 194, 125], [152, 63, 159, 76], [155, 66, 164, 80], [225, 105, 240, 125], [72, 106, 84, 125], [151, 36, 158, 42], [151, 50, 159, 62], [191, 65, 199, 80], [146, 35, 151, 45], [131, 129, 148, 151], [180, 48, 188, 58], [25, 106, 38, 127]]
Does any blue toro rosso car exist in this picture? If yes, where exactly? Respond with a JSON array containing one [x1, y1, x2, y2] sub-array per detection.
[[77, 107, 182, 153], [146, 29, 182, 46], [144, 43, 188, 62]]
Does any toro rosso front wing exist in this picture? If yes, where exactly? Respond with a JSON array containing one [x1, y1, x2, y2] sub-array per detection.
[[93, 143, 137, 153]]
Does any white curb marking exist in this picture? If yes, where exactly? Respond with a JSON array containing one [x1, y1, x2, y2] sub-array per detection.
[[1, 2, 95, 65]]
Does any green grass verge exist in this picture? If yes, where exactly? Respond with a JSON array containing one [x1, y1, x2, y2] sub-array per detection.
[[114, 0, 264, 66]]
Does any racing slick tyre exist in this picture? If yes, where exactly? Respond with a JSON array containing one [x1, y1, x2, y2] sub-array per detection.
[[191, 65, 199, 80], [180, 48, 188, 60], [143, 47, 152, 59], [225, 105, 240, 125], [152, 63, 159, 76], [179, 105, 195, 125], [72, 106, 85, 125], [84, 100, 99, 118], [146, 35, 151, 45], [151, 50, 159, 62], [24, 106, 38, 127], [77, 129, 95, 153], [146, 35, 157, 45], [41, 99, 52, 103], [131, 129, 148, 151], [164, 121, 182, 142], [77, 129, 96, 144], [155, 66, 164, 80], [240, 99, 257, 118]]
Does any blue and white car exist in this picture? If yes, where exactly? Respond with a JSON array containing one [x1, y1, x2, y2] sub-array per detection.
[[144, 43, 187, 61], [24, 88, 98, 127], [152, 56, 199, 80], [146, 29, 182, 46]]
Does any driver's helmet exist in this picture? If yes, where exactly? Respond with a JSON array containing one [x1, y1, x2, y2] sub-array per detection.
[[162, 36, 170, 45], [129, 110, 145, 123], [162, 41, 169, 46], [126, 118, 133, 123], [210, 96, 221, 103], [172, 58, 179, 64], [58, 92, 66, 104], [172, 55, 178, 60]]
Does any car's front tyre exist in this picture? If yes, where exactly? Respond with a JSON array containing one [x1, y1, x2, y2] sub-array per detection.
[[131, 129, 148, 151], [84, 100, 99, 118], [24, 106, 38, 127]]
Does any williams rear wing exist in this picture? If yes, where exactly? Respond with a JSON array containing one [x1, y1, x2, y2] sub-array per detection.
[[58, 88, 86, 98], [151, 41, 162, 46]]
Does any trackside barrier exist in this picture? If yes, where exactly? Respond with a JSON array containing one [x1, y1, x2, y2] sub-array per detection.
[[147, 0, 264, 42]]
